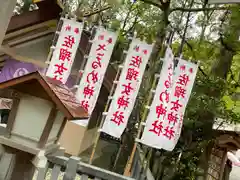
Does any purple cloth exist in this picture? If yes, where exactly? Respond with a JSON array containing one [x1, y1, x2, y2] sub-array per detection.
[[0, 58, 38, 82], [0, 58, 76, 88]]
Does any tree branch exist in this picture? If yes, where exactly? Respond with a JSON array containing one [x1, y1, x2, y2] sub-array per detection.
[[121, 3, 134, 31], [139, 0, 162, 9], [169, 24, 208, 77], [159, 0, 164, 4], [122, 16, 139, 36], [170, 6, 228, 13]]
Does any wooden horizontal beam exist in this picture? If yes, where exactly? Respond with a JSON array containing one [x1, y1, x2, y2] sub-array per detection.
[[5, 20, 57, 41], [6, 29, 54, 47], [7, 0, 61, 33]]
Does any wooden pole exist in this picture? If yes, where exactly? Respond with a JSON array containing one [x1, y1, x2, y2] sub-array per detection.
[[89, 34, 134, 165], [112, 142, 124, 171], [0, 0, 17, 46], [88, 67, 121, 164], [123, 74, 159, 176]]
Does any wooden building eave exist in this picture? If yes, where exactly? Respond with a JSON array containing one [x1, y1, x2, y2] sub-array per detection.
[[0, 71, 89, 119], [7, 0, 61, 33]]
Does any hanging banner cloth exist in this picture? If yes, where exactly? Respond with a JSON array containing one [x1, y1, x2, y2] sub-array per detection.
[[46, 18, 83, 84], [141, 56, 198, 151], [75, 27, 118, 115], [101, 39, 153, 138], [140, 47, 174, 149], [168, 59, 198, 150]]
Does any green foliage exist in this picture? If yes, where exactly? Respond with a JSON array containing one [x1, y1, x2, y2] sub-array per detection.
[[161, 32, 240, 179], [154, 57, 239, 180], [101, 0, 240, 179]]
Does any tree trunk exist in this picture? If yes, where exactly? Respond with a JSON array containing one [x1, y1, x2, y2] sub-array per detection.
[[199, 5, 240, 180], [211, 45, 235, 79], [141, 3, 170, 98]]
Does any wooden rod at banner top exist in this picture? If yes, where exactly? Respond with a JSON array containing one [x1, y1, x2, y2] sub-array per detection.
[[88, 34, 135, 165], [123, 73, 159, 176]]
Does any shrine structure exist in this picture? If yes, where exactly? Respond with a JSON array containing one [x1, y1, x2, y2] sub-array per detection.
[[0, 0, 116, 157]]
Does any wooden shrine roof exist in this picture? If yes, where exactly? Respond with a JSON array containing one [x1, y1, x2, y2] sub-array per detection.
[[0, 71, 88, 120]]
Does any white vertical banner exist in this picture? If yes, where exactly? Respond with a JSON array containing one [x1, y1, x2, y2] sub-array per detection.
[[75, 27, 117, 115], [140, 47, 174, 149], [101, 39, 153, 138], [141, 58, 198, 151], [168, 59, 198, 150], [46, 18, 83, 83]]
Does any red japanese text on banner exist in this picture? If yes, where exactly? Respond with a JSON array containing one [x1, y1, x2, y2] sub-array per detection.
[[167, 59, 198, 150], [140, 47, 174, 149], [75, 28, 117, 116], [46, 18, 83, 84], [101, 39, 153, 138], [141, 58, 198, 151]]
